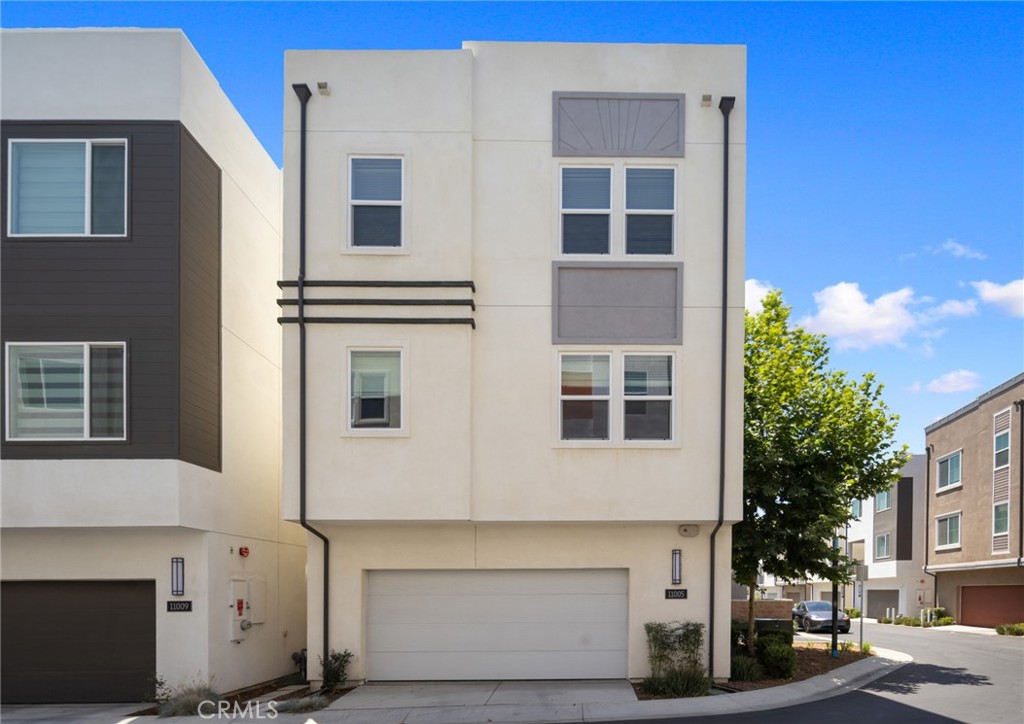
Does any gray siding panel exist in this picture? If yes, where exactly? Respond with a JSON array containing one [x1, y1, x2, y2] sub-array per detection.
[[552, 262, 683, 343], [1, 121, 181, 460], [178, 129, 221, 472], [553, 92, 685, 157]]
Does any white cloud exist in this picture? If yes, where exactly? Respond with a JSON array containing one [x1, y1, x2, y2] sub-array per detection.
[[924, 369, 982, 394], [917, 298, 978, 324], [931, 239, 987, 260], [971, 279, 1024, 317], [745, 279, 774, 315], [800, 283, 917, 350]]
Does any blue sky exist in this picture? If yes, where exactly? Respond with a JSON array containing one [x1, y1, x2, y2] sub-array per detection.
[[4, 1, 1022, 452]]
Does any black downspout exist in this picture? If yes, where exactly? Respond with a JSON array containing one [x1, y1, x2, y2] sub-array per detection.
[[923, 446, 937, 606], [292, 82, 331, 675], [1015, 401, 1024, 568], [708, 95, 735, 680]]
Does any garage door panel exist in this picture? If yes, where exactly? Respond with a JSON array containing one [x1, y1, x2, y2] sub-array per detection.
[[367, 621, 627, 653], [369, 569, 627, 596], [368, 650, 628, 681], [961, 585, 1024, 628], [367, 593, 627, 624], [366, 570, 628, 680]]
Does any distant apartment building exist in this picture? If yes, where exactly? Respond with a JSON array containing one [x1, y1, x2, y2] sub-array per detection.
[[283, 41, 746, 683], [1, 29, 306, 703], [924, 373, 1024, 626]]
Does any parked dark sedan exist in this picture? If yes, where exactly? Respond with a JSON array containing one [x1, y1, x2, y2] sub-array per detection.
[[792, 600, 851, 633]]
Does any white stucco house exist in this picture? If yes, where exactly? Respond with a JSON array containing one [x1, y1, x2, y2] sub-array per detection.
[[282, 41, 745, 683], [1, 29, 306, 703]]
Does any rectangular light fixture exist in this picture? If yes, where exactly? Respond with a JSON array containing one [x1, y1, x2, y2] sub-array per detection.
[[671, 549, 682, 585], [171, 557, 185, 596]]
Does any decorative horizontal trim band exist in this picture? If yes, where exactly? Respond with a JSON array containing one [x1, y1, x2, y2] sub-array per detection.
[[278, 298, 475, 310], [278, 280, 475, 291], [278, 316, 475, 328], [924, 558, 1023, 572]]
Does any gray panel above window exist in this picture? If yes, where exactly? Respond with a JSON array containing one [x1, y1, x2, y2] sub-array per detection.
[[553, 92, 685, 157], [552, 262, 683, 343]]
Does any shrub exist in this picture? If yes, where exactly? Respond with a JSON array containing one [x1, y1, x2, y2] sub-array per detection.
[[644, 621, 706, 676], [894, 616, 921, 627], [878, 616, 892, 624], [934, 617, 955, 627], [730, 621, 748, 652], [274, 694, 329, 713], [861, 642, 873, 655], [157, 682, 222, 718], [756, 639, 795, 679], [839, 640, 854, 652], [757, 628, 795, 648], [644, 665, 710, 698], [755, 619, 794, 646], [320, 649, 354, 690], [844, 608, 861, 619], [730, 655, 763, 682], [995, 623, 1024, 636]]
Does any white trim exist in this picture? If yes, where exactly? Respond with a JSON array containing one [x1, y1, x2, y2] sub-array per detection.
[[7, 138, 128, 238], [925, 558, 1022, 572], [4, 341, 127, 442], [935, 510, 962, 550]]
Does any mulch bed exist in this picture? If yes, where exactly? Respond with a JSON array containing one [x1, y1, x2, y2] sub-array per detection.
[[633, 643, 873, 699]]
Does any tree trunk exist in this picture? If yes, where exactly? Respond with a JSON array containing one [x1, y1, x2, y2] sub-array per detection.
[[746, 584, 756, 655]]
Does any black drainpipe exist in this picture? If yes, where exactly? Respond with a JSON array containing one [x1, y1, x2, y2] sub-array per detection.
[[292, 83, 331, 673], [923, 446, 937, 606], [1015, 400, 1024, 568], [708, 95, 735, 680]]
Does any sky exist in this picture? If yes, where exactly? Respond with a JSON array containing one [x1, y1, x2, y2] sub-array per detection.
[[3, 1, 1022, 453]]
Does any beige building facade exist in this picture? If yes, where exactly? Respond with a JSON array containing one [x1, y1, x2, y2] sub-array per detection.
[[924, 372, 1024, 626], [283, 42, 745, 682]]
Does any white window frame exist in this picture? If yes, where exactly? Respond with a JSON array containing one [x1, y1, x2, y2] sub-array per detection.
[[556, 350, 677, 447], [875, 488, 891, 512], [874, 532, 891, 560], [560, 165, 612, 256], [556, 162, 680, 258], [994, 430, 1010, 470], [936, 450, 963, 492], [347, 155, 404, 251], [344, 346, 407, 436], [5, 341, 127, 442], [993, 502, 1009, 537], [935, 511, 962, 550], [624, 165, 676, 256], [7, 138, 128, 238]]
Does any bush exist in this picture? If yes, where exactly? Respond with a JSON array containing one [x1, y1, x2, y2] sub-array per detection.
[[755, 619, 794, 646], [157, 682, 222, 718], [757, 628, 794, 648], [894, 616, 921, 627], [730, 655, 763, 682], [643, 665, 710, 698], [844, 608, 861, 619], [878, 616, 892, 624], [995, 623, 1024, 636], [839, 640, 854, 652], [861, 642, 873, 655], [730, 620, 749, 653], [934, 617, 955, 627], [756, 639, 796, 679], [643, 621, 709, 698], [320, 649, 354, 690]]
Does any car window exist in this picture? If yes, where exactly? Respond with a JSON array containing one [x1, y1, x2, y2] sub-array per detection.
[[806, 602, 832, 611]]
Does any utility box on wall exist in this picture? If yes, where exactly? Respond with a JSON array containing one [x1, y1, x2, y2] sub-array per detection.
[[229, 579, 250, 642]]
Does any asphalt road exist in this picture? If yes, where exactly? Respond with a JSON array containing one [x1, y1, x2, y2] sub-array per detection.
[[626, 622, 1024, 724]]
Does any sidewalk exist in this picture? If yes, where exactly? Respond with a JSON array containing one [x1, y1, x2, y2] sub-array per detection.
[[0, 647, 911, 724]]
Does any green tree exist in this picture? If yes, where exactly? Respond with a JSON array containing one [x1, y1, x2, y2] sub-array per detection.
[[735, 291, 908, 650]]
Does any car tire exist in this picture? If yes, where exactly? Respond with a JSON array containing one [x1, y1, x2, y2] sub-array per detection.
[[803, 619, 813, 633]]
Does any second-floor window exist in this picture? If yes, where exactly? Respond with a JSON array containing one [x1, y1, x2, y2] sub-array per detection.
[[851, 499, 862, 518], [994, 503, 1009, 536], [350, 157, 403, 248], [349, 350, 402, 430], [875, 532, 891, 559], [561, 167, 611, 254], [8, 139, 127, 237], [875, 489, 891, 512], [6, 342, 126, 441], [937, 451, 962, 490], [936, 512, 961, 549], [994, 431, 1010, 469]]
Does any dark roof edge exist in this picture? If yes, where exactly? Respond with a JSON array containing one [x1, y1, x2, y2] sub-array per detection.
[[925, 371, 1024, 435]]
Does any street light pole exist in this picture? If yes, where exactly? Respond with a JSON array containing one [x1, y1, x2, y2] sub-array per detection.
[[831, 534, 839, 657]]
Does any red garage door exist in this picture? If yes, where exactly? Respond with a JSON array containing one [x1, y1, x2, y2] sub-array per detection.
[[960, 585, 1024, 628]]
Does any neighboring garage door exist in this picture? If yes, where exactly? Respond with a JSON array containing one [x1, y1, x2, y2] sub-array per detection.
[[1, 581, 156, 704], [366, 569, 628, 680], [866, 589, 900, 620], [960, 585, 1024, 628]]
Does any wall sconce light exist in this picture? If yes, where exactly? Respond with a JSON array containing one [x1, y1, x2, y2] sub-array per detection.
[[317, 81, 331, 96], [671, 549, 682, 585], [171, 557, 185, 596]]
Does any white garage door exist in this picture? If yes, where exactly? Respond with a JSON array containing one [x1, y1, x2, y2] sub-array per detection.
[[366, 569, 628, 680]]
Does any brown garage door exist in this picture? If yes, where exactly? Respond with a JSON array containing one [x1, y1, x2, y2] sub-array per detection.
[[960, 584, 1024, 628], [1, 581, 156, 703]]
